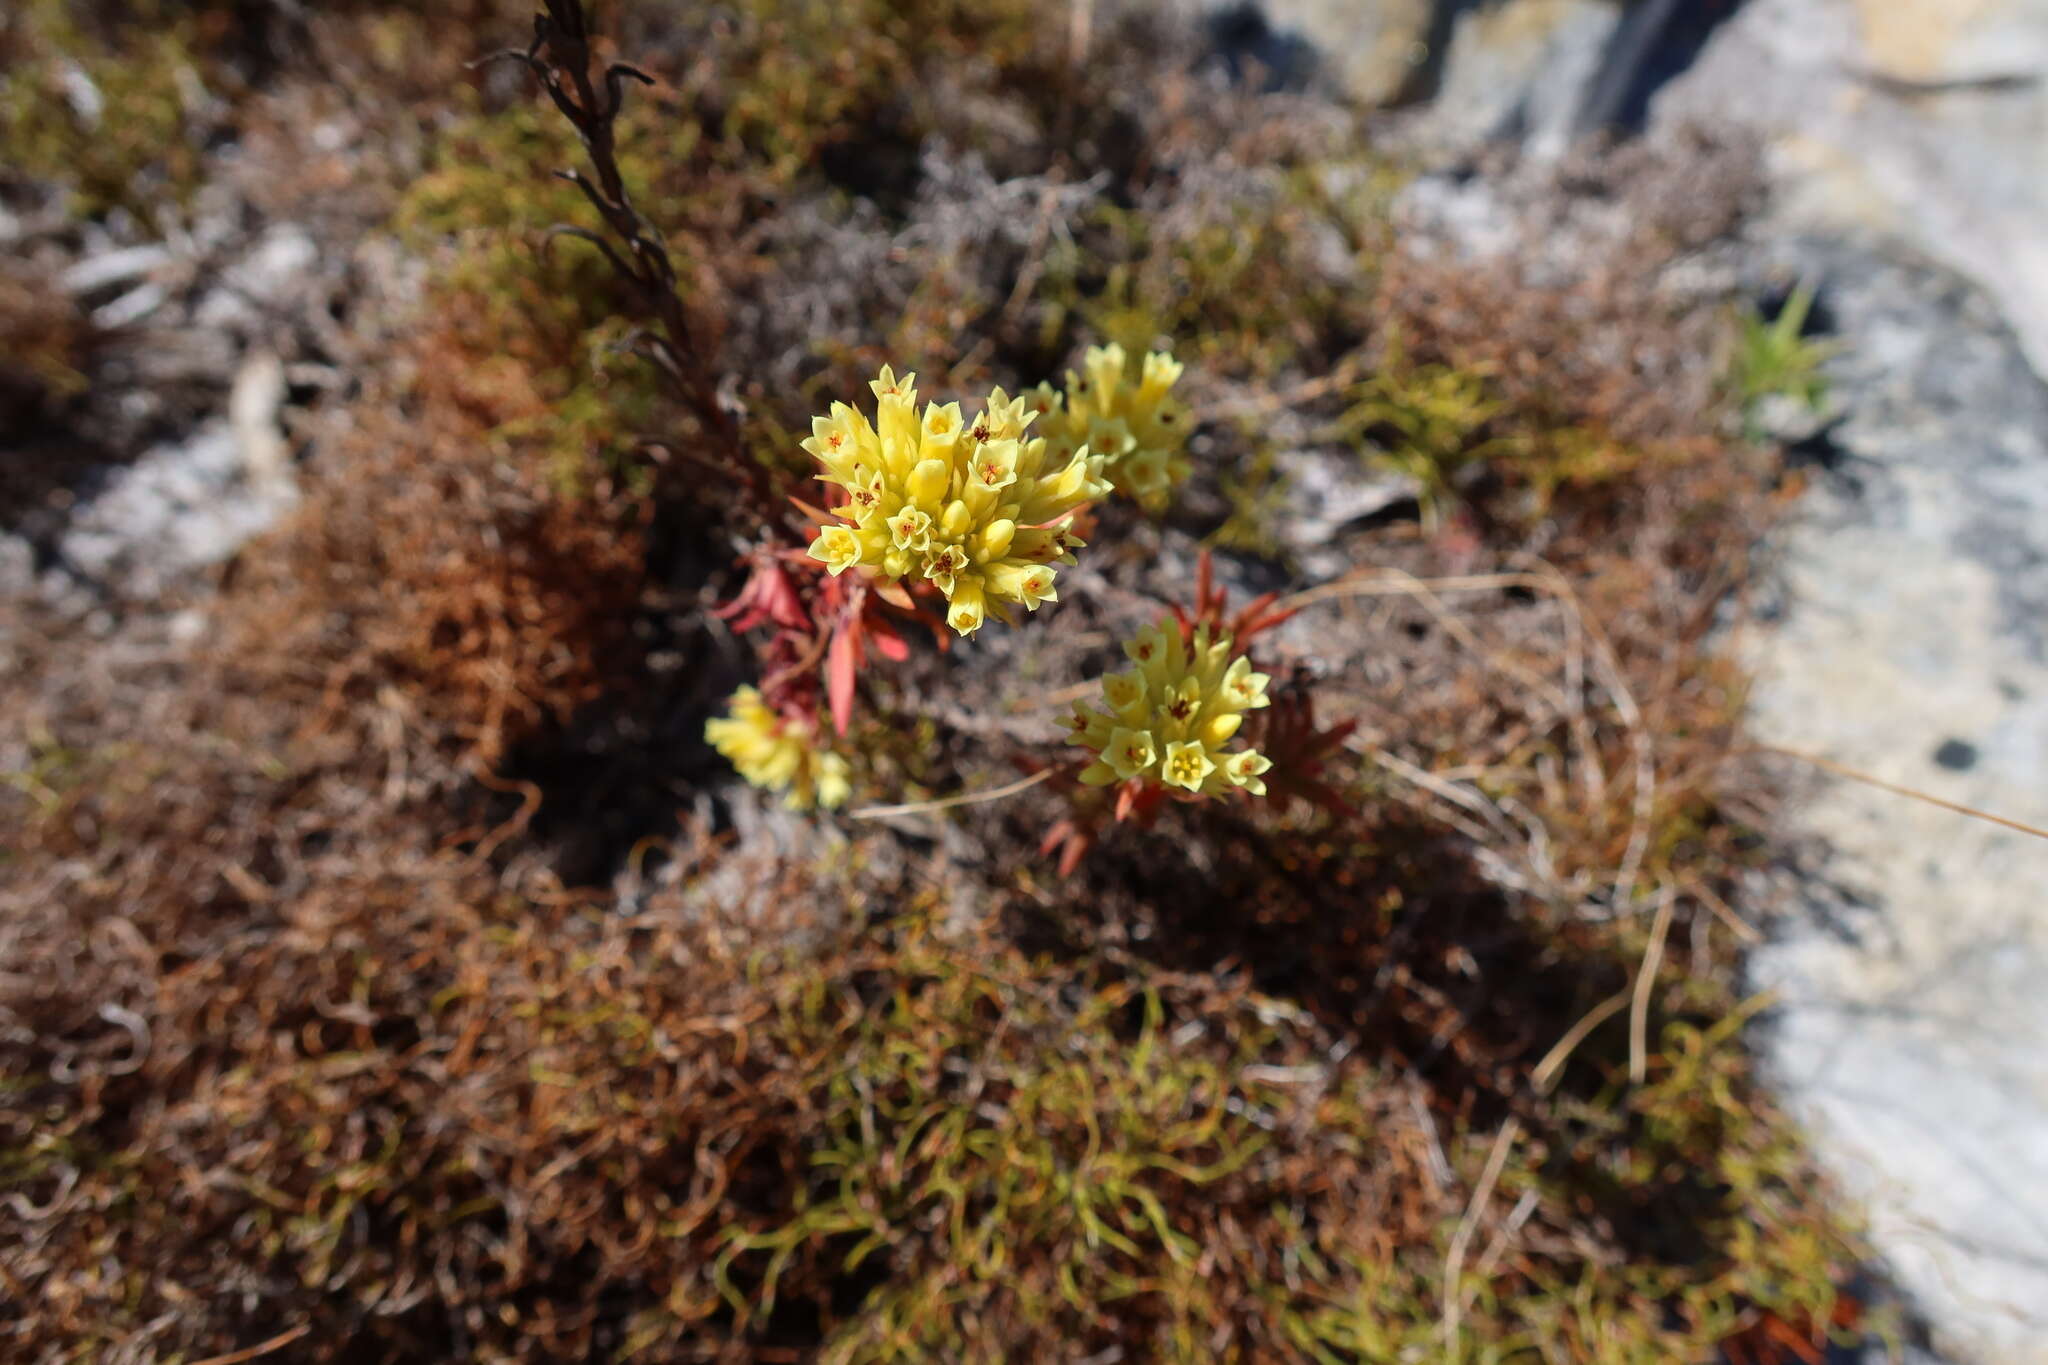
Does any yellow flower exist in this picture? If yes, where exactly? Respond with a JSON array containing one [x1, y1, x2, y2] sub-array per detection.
[[705, 686, 852, 811], [1070, 620, 1273, 798], [1223, 749, 1272, 797], [809, 524, 863, 576], [1105, 726, 1157, 780], [1029, 343, 1191, 513], [1160, 740, 1215, 791], [803, 366, 1113, 635]]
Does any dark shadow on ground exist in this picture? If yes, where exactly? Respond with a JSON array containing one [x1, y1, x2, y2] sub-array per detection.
[[468, 504, 742, 887]]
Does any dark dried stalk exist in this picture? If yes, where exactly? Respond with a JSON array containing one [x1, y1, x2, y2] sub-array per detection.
[[480, 0, 777, 518]]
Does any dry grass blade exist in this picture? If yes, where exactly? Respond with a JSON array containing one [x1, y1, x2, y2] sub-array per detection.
[[186, 1326, 312, 1365], [1443, 1116, 1523, 1350], [1353, 738, 1516, 847], [849, 768, 1054, 819], [1532, 988, 1632, 1095], [1286, 568, 1569, 714], [1755, 744, 2048, 842], [1630, 887, 1677, 1086]]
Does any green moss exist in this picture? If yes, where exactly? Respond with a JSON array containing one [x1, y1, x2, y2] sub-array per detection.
[[1047, 159, 1390, 366], [681, 912, 1862, 1362], [1338, 337, 1646, 529], [396, 91, 683, 494], [0, 0, 227, 220], [1275, 1007, 1859, 1363], [714, 919, 1280, 1356], [715, 0, 1042, 178], [1207, 441, 1292, 560], [1339, 341, 1506, 531], [390, 0, 1049, 496]]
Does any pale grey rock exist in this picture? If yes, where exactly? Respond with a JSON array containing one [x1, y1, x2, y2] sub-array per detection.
[[2, 210, 332, 610], [1137, 0, 1418, 96], [59, 244, 175, 296], [1258, 0, 1435, 103], [54, 420, 297, 601], [1415, 0, 1620, 157], [1849, 0, 2048, 83], [196, 223, 320, 330], [1737, 238, 2048, 1365], [1172, 0, 1625, 150], [1654, 0, 2048, 380], [1276, 448, 1413, 577]]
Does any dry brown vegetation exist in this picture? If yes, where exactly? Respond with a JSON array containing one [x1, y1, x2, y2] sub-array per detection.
[[0, 2, 1875, 1361]]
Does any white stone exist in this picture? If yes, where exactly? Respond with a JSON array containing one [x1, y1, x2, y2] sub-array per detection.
[[57, 420, 297, 599], [60, 244, 175, 296], [1745, 537, 2048, 1365]]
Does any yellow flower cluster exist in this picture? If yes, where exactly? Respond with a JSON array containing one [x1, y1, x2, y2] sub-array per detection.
[[805, 367, 1112, 636], [1029, 343, 1190, 512], [705, 686, 852, 811], [1069, 620, 1273, 797]]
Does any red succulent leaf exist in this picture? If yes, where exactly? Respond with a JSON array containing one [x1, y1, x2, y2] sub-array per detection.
[[826, 620, 860, 736], [716, 556, 813, 634], [865, 613, 911, 663], [1113, 779, 1140, 823], [1231, 591, 1298, 643], [1175, 550, 1297, 647], [1251, 681, 1360, 822], [788, 495, 835, 526], [865, 578, 951, 652]]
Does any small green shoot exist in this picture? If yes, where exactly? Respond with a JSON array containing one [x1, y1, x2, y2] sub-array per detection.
[[1732, 282, 1836, 439]]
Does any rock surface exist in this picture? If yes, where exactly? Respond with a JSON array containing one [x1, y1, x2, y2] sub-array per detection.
[[1655, 13, 2048, 1351], [0, 202, 346, 610], [1199, 0, 2048, 387], [1737, 239, 2048, 1365], [1408, 0, 1620, 157], [1259, 0, 1436, 103], [47, 413, 297, 603], [1655, 0, 2048, 380]]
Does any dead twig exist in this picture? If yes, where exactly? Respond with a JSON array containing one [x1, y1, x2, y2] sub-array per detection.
[[480, 1, 772, 518]]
